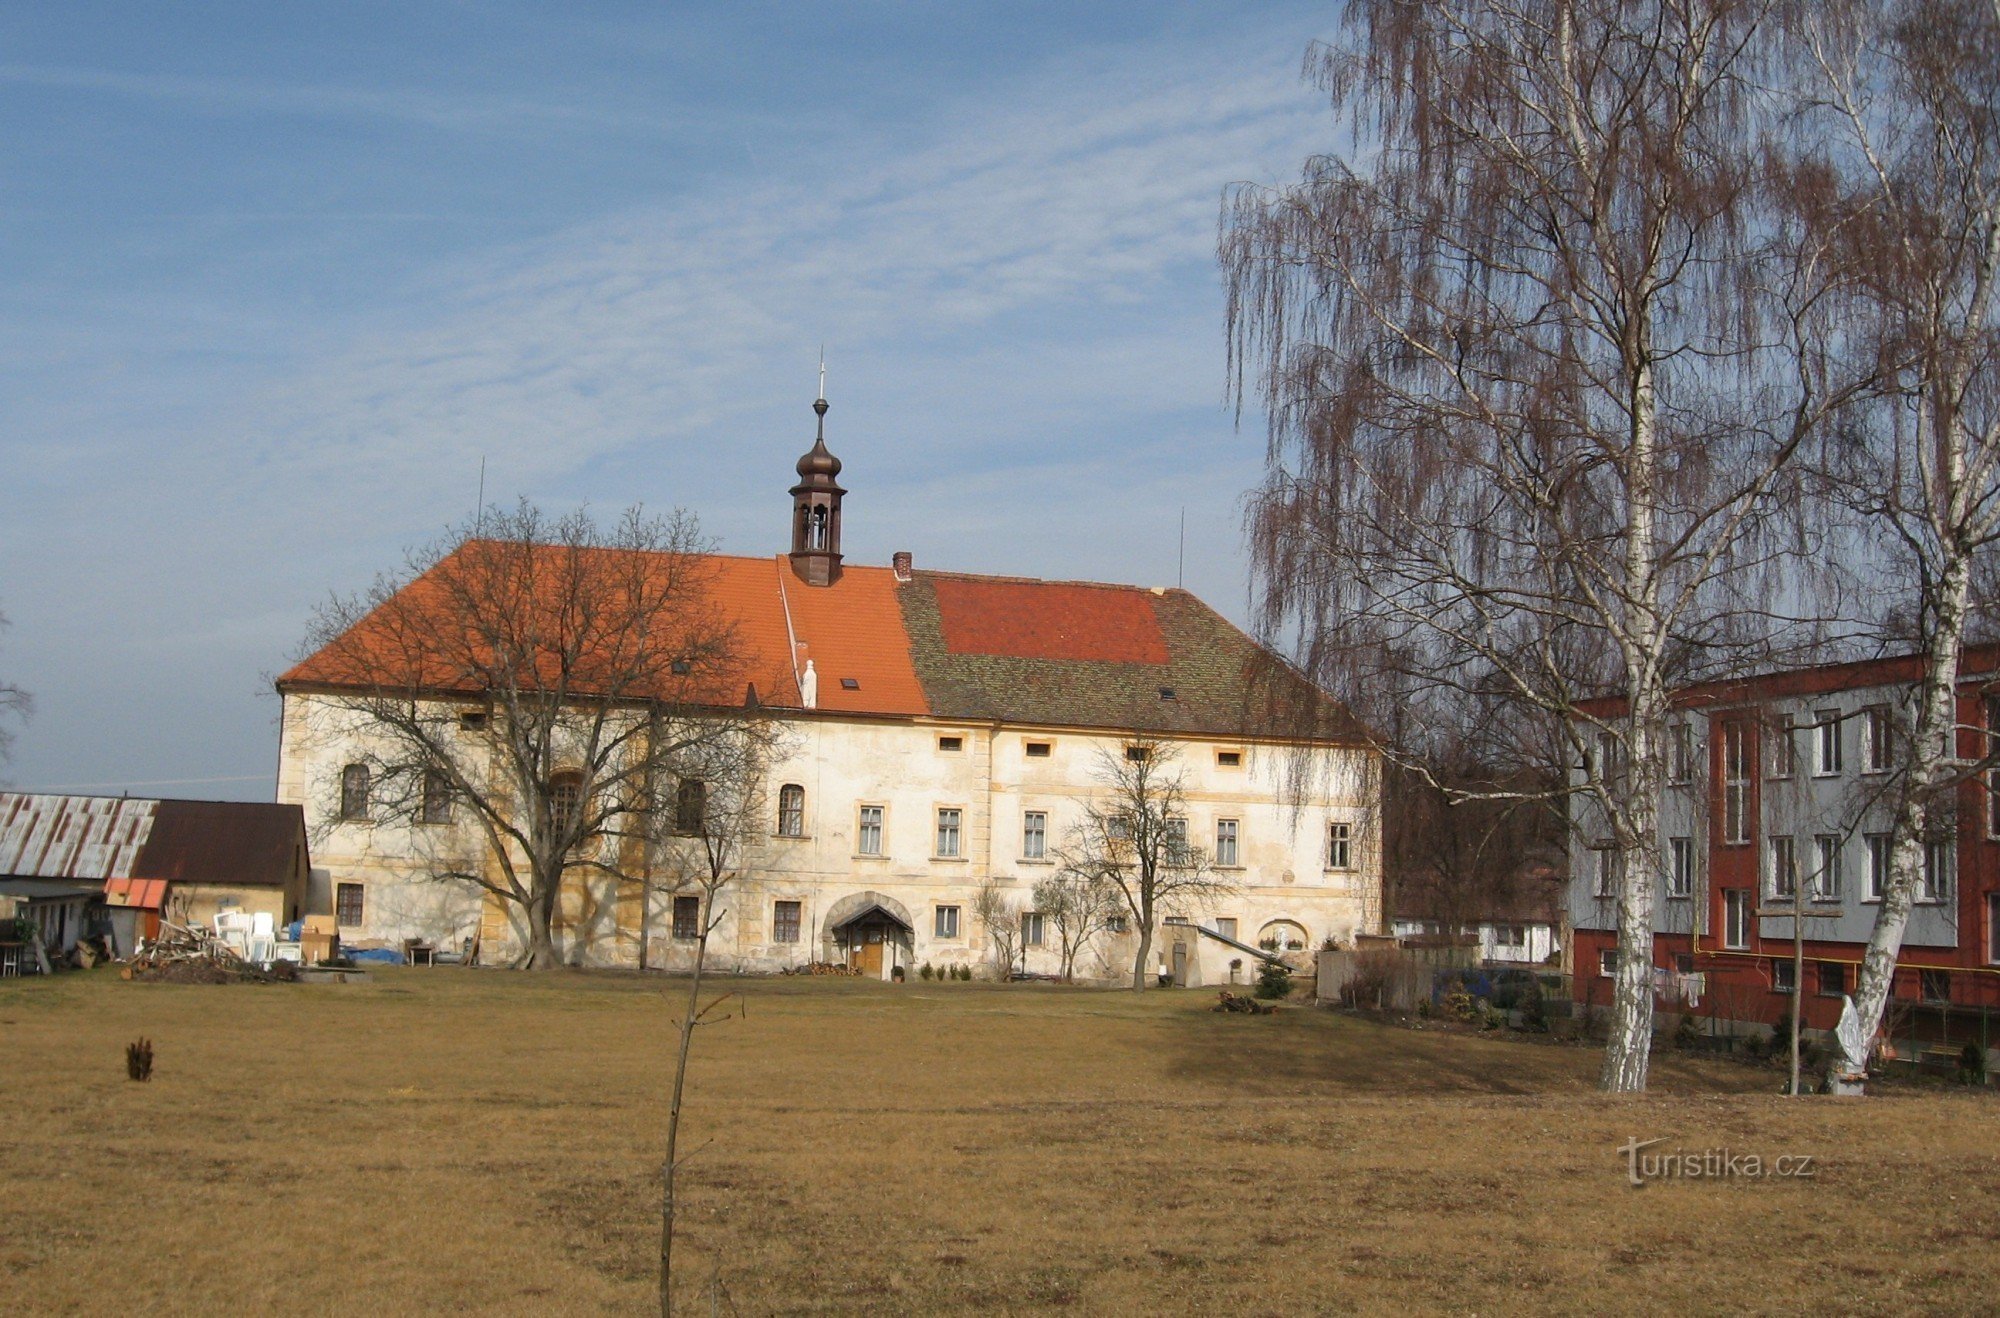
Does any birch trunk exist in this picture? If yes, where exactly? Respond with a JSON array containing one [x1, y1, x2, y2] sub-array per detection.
[[1841, 555, 1971, 1085]]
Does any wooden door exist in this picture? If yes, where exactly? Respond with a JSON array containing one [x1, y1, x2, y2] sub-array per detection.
[[857, 936, 884, 979]]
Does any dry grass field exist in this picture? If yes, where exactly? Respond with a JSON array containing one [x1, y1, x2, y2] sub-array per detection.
[[4, 968, 1999, 1315]]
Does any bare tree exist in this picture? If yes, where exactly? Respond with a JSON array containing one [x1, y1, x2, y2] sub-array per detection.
[[1032, 867, 1120, 983], [1792, 0, 2000, 1084], [972, 879, 1021, 981], [653, 715, 778, 1318], [1384, 754, 1567, 941], [288, 501, 757, 969], [1054, 735, 1232, 990], [0, 608, 30, 765], [1221, 0, 1864, 1090]]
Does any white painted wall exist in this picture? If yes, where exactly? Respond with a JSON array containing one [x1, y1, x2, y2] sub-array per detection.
[[277, 692, 1382, 978]]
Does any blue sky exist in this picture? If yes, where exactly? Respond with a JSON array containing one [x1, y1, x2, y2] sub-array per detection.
[[0, 1, 1337, 798]]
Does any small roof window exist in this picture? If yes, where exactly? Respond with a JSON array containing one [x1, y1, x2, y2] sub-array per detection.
[[840, 677, 860, 690]]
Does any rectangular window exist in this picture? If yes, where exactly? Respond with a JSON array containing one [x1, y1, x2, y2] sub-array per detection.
[[1215, 819, 1240, 867], [776, 784, 805, 837], [1216, 749, 1242, 768], [335, 882, 365, 928], [1215, 917, 1238, 942], [1864, 706, 1893, 773], [935, 808, 962, 858], [1722, 721, 1750, 844], [1125, 745, 1149, 763], [1771, 958, 1796, 995], [340, 763, 371, 822], [1591, 844, 1619, 899], [1327, 821, 1352, 870], [773, 900, 801, 943], [1598, 947, 1617, 977], [1812, 835, 1841, 902], [858, 805, 883, 856], [1814, 709, 1843, 776], [674, 779, 706, 835], [457, 709, 488, 732], [1593, 730, 1620, 781], [1768, 712, 1796, 779], [1675, 953, 1696, 974], [1021, 911, 1044, 947], [1022, 811, 1046, 860], [1667, 723, 1693, 784], [1817, 961, 1846, 997], [1025, 741, 1051, 758], [1166, 816, 1190, 864], [421, 769, 453, 824], [1106, 813, 1134, 843], [1495, 924, 1526, 947], [673, 895, 701, 940], [1990, 893, 2000, 965], [1865, 832, 1891, 901], [1989, 696, 2000, 837], [1667, 837, 1695, 899], [1769, 836, 1797, 900], [1921, 968, 1952, 1004], [934, 905, 960, 939], [1105, 914, 1129, 934], [1922, 837, 1953, 902], [938, 735, 964, 753], [1724, 889, 1753, 950]]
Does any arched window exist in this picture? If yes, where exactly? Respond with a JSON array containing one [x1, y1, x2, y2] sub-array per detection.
[[550, 771, 584, 838], [777, 784, 805, 836], [339, 764, 371, 821], [811, 505, 828, 549], [674, 779, 707, 835]]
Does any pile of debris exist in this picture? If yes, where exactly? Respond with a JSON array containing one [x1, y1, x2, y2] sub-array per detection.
[[122, 920, 293, 985], [1212, 991, 1277, 1015], [783, 961, 864, 977]]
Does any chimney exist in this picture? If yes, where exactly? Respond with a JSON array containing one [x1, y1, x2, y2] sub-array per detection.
[[892, 551, 913, 583]]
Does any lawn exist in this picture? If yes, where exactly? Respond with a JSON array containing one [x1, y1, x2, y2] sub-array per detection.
[[4, 968, 1998, 1315]]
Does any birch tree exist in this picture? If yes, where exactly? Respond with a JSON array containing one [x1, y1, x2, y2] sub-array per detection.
[[1795, 0, 2000, 1082], [1222, 0, 1860, 1090]]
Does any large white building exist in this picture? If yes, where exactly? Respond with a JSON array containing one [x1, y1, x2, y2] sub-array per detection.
[[275, 400, 1381, 982]]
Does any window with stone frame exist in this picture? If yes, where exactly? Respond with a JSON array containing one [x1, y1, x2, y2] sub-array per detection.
[[339, 763, 371, 821], [672, 895, 701, 940]]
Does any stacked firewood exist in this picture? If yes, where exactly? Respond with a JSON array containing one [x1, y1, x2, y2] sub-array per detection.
[[123, 920, 279, 984], [1212, 991, 1276, 1015]]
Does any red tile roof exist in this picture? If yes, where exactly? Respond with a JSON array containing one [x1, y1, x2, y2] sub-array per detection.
[[931, 577, 1170, 664], [281, 543, 1354, 740]]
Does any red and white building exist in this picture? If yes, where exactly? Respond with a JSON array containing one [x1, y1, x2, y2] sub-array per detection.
[[1570, 646, 2000, 1054]]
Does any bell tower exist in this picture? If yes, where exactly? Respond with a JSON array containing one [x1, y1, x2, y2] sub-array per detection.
[[788, 372, 844, 587]]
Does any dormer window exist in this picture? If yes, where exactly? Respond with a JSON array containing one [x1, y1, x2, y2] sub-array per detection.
[[671, 658, 692, 676], [1158, 687, 1177, 700]]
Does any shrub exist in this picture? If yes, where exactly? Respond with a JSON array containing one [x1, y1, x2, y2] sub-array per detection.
[[1959, 1042, 1987, 1086], [1672, 1011, 1700, 1051], [1520, 988, 1549, 1033], [1338, 949, 1402, 1009], [919, 962, 935, 981], [1253, 960, 1293, 1000]]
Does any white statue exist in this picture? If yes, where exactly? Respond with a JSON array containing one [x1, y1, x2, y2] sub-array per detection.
[[800, 658, 818, 710], [1834, 993, 1870, 1085]]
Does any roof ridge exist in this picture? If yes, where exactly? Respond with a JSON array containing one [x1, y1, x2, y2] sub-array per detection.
[[911, 566, 1182, 594]]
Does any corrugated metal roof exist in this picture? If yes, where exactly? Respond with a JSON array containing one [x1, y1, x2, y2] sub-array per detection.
[[0, 794, 157, 880], [0, 794, 307, 891]]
